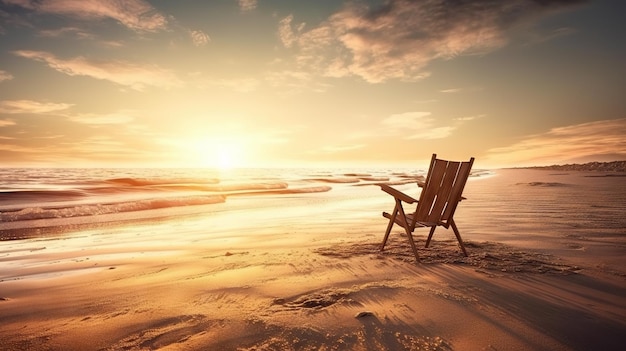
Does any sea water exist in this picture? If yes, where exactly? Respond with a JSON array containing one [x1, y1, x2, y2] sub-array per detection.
[[0, 167, 435, 239], [1, 167, 623, 247]]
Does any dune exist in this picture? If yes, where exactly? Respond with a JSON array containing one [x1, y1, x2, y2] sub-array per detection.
[[0, 168, 625, 350]]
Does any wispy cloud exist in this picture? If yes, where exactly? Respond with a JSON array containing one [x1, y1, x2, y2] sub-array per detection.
[[0, 99, 73, 114], [13, 50, 182, 91], [67, 111, 135, 125], [0, 119, 16, 127], [0, 143, 39, 153], [37, 26, 93, 39], [455, 114, 485, 122], [190, 30, 210, 47], [5, 0, 168, 32], [278, 15, 296, 48], [0, 69, 13, 82], [484, 118, 626, 166], [315, 144, 365, 154], [522, 27, 578, 46], [284, 0, 588, 83], [1, 100, 139, 126], [381, 112, 457, 140], [278, 15, 306, 49], [238, 0, 257, 12], [408, 126, 456, 140], [382, 112, 431, 130]]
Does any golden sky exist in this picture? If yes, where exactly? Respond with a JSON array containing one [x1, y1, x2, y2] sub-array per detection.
[[1, 0, 625, 168]]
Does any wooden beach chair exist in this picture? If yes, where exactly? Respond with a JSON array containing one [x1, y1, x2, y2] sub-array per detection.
[[380, 154, 474, 262]]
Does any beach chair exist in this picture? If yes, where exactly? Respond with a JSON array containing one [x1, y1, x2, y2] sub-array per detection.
[[380, 154, 474, 262]]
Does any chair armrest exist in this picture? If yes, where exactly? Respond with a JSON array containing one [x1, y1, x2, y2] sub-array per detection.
[[380, 184, 418, 204]]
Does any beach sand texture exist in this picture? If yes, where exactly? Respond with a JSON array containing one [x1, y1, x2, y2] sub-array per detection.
[[1, 169, 625, 350]]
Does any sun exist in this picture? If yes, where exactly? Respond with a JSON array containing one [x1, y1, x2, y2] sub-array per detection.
[[186, 137, 247, 169], [215, 146, 238, 170]]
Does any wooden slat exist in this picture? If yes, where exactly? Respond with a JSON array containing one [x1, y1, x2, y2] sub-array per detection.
[[415, 158, 447, 221], [416, 154, 437, 204], [442, 159, 473, 221], [427, 161, 460, 223]]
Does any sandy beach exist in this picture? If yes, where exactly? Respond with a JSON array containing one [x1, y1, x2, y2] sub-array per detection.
[[1, 168, 625, 351]]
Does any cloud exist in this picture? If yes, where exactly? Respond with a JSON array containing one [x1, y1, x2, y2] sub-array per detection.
[[4, 0, 168, 32], [278, 15, 306, 49], [278, 15, 296, 48], [484, 118, 626, 166], [0, 99, 73, 114], [286, 0, 588, 83], [315, 144, 365, 154], [68, 111, 135, 125], [382, 112, 431, 129], [407, 126, 456, 140], [13, 50, 182, 90], [238, 0, 257, 12], [0, 119, 16, 127], [381, 111, 456, 140], [2, 101, 137, 126], [0, 143, 38, 153], [37, 26, 94, 39], [0, 70, 13, 82], [190, 30, 210, 47], [455, 114, 485, 122], [523, 26, 578, 46]]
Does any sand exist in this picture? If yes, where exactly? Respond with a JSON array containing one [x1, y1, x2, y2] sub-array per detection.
[[1, 169, 625, 350]]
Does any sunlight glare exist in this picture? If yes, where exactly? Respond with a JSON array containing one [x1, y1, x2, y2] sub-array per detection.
[[216, 145, 237, 170], [183, 137, 248, 169]]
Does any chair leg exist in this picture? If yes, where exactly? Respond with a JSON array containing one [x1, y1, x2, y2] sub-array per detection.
[[425, 226, 436, 248], [450, 219, 468, 257], [397, 203, 420, 263], [380, 203, 399, 251], [405, 228, 420, 263]]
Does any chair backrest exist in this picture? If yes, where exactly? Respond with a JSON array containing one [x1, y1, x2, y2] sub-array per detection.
[[413, 154, 474, 227]]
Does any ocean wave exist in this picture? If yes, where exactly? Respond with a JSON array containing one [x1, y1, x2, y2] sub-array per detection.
[[227, 185, 332, 196], [0, 184, 332, 223], [308, 178, 361, 184], [0, 195, 226, 222], [0, 190, 87, 203], [101, 180, 290, 193], [105, 177, 220, 186]]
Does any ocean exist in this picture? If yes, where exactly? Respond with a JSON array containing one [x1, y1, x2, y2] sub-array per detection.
[[0, 167, 434, 239], [1, 167, 624, 249]]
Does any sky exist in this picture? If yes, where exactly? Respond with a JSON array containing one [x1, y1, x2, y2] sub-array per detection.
[[0, 0, 625, 169]]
